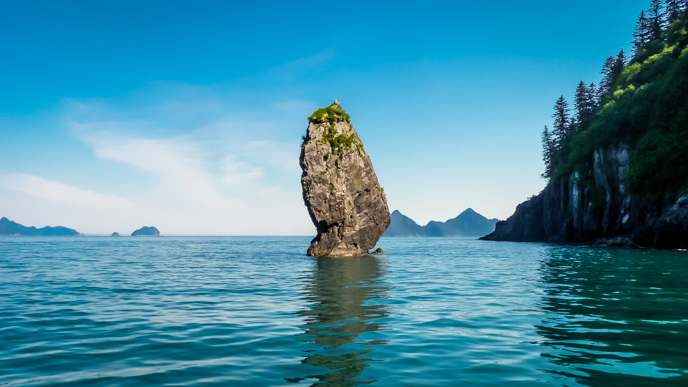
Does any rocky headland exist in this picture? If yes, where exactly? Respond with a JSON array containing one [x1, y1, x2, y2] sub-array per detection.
[[482, 12, 688, 249], [300, 100, 390, 257], [481, 147, 688, 248]]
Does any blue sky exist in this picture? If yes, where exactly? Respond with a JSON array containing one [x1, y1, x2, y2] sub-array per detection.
[[0, 0, 649, 235]]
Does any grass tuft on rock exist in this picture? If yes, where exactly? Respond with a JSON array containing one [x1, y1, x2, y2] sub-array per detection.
[[308, 105, 351, 125]]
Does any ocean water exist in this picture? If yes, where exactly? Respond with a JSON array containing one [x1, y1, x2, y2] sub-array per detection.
[[1, 237, 687, 386]]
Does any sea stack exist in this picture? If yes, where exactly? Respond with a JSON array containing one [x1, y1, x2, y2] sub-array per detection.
[[300, 100, 391, 257]]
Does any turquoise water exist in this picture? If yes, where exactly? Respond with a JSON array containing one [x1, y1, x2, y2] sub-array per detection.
[[1, 237, 686, 386]]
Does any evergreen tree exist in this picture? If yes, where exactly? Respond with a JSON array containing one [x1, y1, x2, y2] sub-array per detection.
[[647, 0, 665, 40], [665, 0, 682, 23], [614, 49, 628, 74], [632, 10, 651, 54], [552, 96, 571, 146], [574, 81, 593, 127], [599, 55, 617, 96], [587, 82, 599, 111], [541, 125, 555, 178], [679, 0, 687, 13], [599, 51, 627, 97]]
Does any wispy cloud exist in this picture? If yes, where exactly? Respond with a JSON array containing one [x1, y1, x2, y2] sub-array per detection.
[[0, 77, 321, 235], [0, 173, 139, 213], [75, 128, 239, 207], [57, 93, 315, 235], [269, 49, 337, 82]]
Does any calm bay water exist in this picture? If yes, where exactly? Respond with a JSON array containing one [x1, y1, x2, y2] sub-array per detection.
[[1, 237, 686, 386]]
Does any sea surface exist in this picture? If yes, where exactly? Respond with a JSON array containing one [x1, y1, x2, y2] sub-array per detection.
[[1, 237, 687, 386]]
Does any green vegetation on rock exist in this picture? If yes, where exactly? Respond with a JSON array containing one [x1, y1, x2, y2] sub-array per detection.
[[307, 104, 362, 153], [308, 105, 351, 125], [543, 8, 688, 198]]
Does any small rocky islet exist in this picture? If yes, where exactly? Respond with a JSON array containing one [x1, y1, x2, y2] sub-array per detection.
[[300, 100, 390, 257], [131, 226, 160, 237]]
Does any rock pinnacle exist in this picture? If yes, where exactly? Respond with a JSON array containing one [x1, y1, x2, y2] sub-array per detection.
[[299, 101, 390, 257]]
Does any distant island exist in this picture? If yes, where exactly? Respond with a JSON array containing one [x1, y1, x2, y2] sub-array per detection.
[[131, 226, 160, 237], [0, 217, 79, 236], [384, 209, 497, 237]]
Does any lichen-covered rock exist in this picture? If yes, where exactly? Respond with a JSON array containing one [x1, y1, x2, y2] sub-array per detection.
[[300, 100, 390, 257]]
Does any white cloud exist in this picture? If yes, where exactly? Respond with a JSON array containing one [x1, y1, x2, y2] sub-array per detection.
[[0, 173, 139, 214], [0, 84, 320, 235], [76, 128, 237, 207], [219, 155, 263, 186], [59, 97, 315, 235], [0, 173, 158, 235]]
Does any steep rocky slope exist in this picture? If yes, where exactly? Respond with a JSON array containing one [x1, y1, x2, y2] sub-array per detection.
[[482, 14, 688, 248], [482, 147, 688, 247]]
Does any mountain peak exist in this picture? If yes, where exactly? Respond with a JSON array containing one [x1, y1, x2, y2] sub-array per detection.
[[384, 209, 497, 237]]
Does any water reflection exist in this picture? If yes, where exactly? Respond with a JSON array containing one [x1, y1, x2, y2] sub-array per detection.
[[288, 255, 391, 386], [536, 247, 688, 386]]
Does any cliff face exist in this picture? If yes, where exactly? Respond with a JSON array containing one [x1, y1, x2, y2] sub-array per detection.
[[483, 14, 688, 249], [300, 101, 390, 257], [482, 145, 688, 248]]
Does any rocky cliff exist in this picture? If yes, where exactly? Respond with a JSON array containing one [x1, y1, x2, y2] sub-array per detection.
[[483, 13, 688, 249], [300, 100, 390, 257], [481, 145, 688, 248]]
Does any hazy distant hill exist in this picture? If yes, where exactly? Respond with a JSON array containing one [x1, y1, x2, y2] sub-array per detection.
[[384, 210, 425, 236], [384, 209, 498, 237], [131, 226, 160, 236], [0, 217, 79, 236]]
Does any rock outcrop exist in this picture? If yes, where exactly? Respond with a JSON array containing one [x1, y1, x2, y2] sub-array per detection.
[[481, 145, 688, 248], [300, 100, 390, 257], [131, 226, 160, 237]]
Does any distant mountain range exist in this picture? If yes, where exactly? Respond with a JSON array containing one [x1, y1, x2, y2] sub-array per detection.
[[0, 217, 80, 236], [384, 209, 498, 237]]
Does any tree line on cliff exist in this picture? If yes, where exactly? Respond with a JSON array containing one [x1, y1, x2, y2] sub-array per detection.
[[541, 0, 688, 198]]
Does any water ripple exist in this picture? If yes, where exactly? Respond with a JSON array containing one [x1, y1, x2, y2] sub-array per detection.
[[1, 237, 687, 386]]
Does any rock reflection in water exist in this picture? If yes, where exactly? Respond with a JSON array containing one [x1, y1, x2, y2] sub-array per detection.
[[536, 248, 688, 387], [288, 255, 391, 386]]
